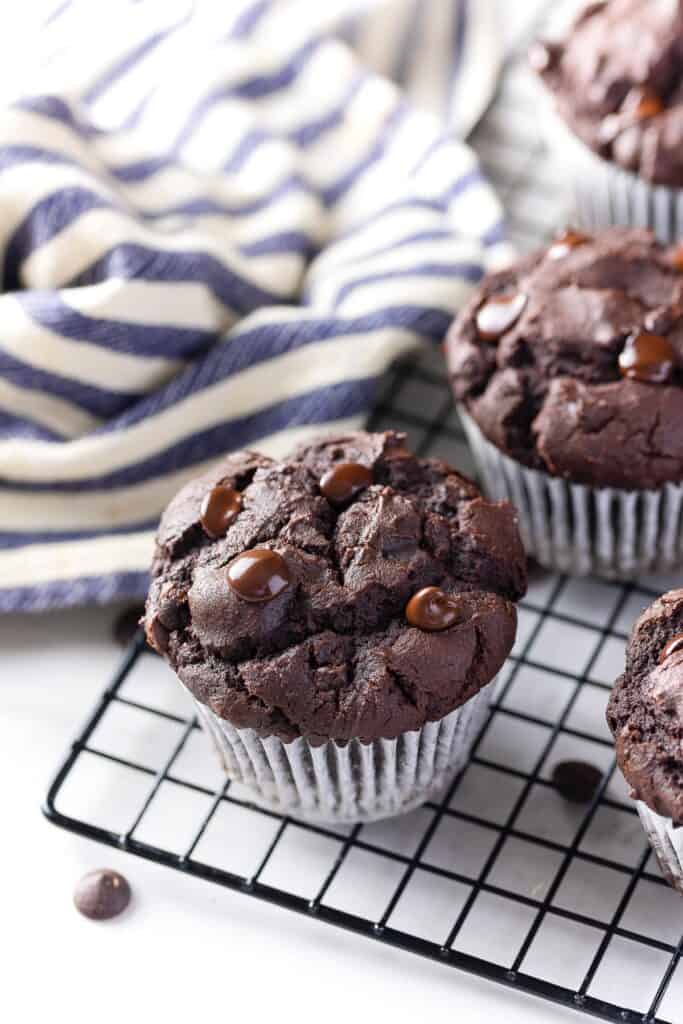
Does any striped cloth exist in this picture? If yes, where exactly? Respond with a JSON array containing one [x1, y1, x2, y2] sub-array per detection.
[[0, 0, 506, 612]]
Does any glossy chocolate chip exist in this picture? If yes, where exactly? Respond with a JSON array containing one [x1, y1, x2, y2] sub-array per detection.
[[553, 761, 603, 804], [475, 293, 527, 342], [660, 633, 683, 663], [319, 462, 373, 506], [200, 484, 242, 538], [74, 869, 131, 921], [405, 587, 463, 632], [547, 228, 589, 260], [226, 548, 291, 603], [618, 331, 677, 384]]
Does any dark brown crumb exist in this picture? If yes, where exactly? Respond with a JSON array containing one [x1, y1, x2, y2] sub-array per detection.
[[607, 589, 683, 825], [144, 431, 527, 744], [446, 228, 683, 489]]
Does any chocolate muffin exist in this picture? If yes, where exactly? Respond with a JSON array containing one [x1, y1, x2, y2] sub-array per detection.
[[607, 589, 683, 892], [145, 430, 526, 822], [533, 0, 683, 239], [446, 226, 683, 579]]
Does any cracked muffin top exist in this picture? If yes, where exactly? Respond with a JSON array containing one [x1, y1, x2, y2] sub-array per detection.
[[608, 589, 683, 825], [533, 0, 683, 186], [144, 431, 526, 744], [446, 227, 683, 490]]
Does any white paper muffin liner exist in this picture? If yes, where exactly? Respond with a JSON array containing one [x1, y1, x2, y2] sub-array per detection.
[[460, 411, 683, 580], [546, 109, 683, 242], [636, 801, 683, 894], [185, 680, 494, 824]]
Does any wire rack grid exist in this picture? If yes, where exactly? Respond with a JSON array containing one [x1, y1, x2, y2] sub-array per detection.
[[44, 2, 683, 1022]]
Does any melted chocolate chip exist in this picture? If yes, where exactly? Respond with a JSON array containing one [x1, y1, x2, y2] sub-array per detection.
[[660, 633, 683, 663], [475, 293, 527, 342], [553, 760, 603, 804], [226, 548, 291, 603], [618, 331, 677, 384], [319, 462, 373, 506], [74, 869, 131, 921], [547, 228, 589, 260], [405, 587, 463, 632], [200, 484, 242, 538]]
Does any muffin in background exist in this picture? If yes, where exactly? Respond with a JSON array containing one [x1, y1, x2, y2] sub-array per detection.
[[145, 430, 526, 824], [446, 226, 683, 579], [533, 0, 683, 240], [608, 590, 683, 894]]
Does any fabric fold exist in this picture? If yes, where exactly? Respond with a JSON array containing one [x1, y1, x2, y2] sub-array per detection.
[[0, 0, 505, 611]]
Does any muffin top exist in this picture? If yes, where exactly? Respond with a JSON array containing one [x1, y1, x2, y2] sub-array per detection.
[[144, 431, 526, 744], [608, 589, 683, 825], [534, 0, 683, 186], [446, 227, 683, 490]]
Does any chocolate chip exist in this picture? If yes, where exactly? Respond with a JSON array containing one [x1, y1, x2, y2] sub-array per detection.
[[618, 331, 677, 384], [660, 633, 683, 663], [547, 228, 589, 261], [74, 869, 131, 921], [319, 462, 373, 506], [553, 760, 603, 804], [475, 293, 527, 342], [226, 548, 291, 603], [112, 603, 145, 647], [405, 586, 463, 632], [670, 244, 683, 272], [200, 484, 242, 538]]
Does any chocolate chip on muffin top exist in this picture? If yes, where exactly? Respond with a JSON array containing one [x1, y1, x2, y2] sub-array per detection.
[[145, 431, 526, 745], [535, 0, 683, 186], [446, 227, 683, 489], [608, 589, 683, 825]]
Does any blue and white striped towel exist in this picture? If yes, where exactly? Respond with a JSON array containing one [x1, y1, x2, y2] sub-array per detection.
[[0, 0, 506, 612]]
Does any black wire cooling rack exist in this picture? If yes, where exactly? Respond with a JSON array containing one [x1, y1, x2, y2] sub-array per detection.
[[43, 2, 683, 1022]]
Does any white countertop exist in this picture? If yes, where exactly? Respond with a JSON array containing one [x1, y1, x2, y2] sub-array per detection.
[[2, 4, 664, 1022], [3, 605, 579, 1024]]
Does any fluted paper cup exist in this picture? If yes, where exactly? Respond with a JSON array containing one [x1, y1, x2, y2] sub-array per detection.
[[636, 801, 683, 894], [185, 681, 494, 824], [460, 411, 683, 580], [546, 109, 683, 242]]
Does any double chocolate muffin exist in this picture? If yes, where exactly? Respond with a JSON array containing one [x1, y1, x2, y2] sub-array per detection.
[[608, 590, 683, 892], [446, 226, 683, 578], [534, 0, 683, 238], [145, 430, 526, 822]]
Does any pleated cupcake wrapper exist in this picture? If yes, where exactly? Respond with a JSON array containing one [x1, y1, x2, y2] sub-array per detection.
[[636, 801, 683, 895], [186, 681, 493, 824], [546, 109, 683, 242], [460, 412, 683, 580]]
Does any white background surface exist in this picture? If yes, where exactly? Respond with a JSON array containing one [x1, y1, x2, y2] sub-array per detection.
[[3, 606, 580, 1023], [2, 2, 676, 1022]]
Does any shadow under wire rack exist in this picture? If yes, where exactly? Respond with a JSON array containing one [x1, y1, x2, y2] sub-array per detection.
[[43, 1, 683, 1021]]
